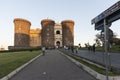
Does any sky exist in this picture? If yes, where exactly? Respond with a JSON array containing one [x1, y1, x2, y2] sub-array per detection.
[[0, 0, 119, 49]]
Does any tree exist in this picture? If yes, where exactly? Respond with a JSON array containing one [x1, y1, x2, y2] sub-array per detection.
[[84, 42, 90, 48], [95, 29, 117, 46], [95, 33, 102, 47], [94, 38, 101, 47], [112, 38, 120, 45]]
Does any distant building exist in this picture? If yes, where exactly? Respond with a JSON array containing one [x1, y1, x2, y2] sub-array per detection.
[[8, 18, 74, 50], [0, 45, 5, 51]]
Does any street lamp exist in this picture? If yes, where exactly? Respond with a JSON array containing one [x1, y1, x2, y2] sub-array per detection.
[[103, 19, 109, 80], [104, 19, 112, 80], [100, 30, 105, 65]]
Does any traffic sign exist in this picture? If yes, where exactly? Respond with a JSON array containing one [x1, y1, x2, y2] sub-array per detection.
[[92, 1, 120, 30], [92, 1, 120, 24]]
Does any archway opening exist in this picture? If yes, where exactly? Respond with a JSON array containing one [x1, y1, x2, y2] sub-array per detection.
[[56, 30, 60, 34], [56, 41, 60, 48]]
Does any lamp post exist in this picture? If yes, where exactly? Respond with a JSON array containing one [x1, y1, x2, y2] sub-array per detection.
[[104, 19, 109, 80], [92, 1, 120, 79], [101, 31, 105, 65]]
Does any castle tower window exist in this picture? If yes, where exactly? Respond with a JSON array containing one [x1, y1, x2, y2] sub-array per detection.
[[56, 30, 60, 34]]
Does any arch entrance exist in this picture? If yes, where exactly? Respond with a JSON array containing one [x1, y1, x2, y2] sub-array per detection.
[[56, 41, 60, 48]]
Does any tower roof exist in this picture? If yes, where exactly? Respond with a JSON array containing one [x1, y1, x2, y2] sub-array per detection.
[[41, 19, 55, 25], [61, 20, 74, 25], [14, 18, 31, 25]]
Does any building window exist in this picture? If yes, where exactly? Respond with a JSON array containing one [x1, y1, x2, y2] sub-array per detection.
[[56, 30, 60, 34]]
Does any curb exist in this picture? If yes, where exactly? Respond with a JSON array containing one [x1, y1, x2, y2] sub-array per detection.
[[0, 53, 42, 80], [59, 51, 120, 80]]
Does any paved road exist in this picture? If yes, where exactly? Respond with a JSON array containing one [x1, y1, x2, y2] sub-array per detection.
[[9, 50, 96, 80], [61, 49, 120, 69]]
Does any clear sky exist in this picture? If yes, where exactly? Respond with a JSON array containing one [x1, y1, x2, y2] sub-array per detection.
[[0, 0, 119, 49]]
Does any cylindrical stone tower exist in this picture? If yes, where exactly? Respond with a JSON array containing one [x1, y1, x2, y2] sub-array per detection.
[[41, 19, 55, 48], [61, 20, 74, 47], [14, 18, 31, 47]]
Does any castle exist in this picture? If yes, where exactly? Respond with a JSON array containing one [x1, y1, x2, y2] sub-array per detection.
[[9, 18, 74, 50]]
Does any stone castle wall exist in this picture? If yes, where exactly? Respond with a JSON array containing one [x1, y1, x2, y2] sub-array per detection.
[[30, 28, 41, 47]]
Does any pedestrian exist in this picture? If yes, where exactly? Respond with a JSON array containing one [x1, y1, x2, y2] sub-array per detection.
[[42, 46, 46, 56], [88, 45, 90, 51], [92, 44, 96, 52], [75, 46, 78, 54], [78, 43, 81, 48], [71, 45, 74, 53]]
